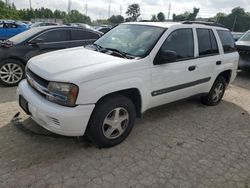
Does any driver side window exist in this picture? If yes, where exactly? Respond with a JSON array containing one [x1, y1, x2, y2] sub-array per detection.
[[159, 28, 194, 63]]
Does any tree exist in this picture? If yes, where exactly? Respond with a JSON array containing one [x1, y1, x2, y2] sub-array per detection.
[[64, 10, 91, 24], [108, 15, 124, 24], [126, 3, 140, 21], [157, 12, 165, 21], [151, 14, 157, 22], [173, 7, 200, 21], [211, 7, 250, 32]]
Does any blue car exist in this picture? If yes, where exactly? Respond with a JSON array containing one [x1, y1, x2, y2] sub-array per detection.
[[0, 21, 29, 40]]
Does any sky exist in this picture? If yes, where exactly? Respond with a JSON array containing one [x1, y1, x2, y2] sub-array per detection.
[[10, 0, 250, 20]]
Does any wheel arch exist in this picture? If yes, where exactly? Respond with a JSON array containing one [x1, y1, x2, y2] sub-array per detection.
[[217, 69, 232, 84], [95, 88, 143, 118]]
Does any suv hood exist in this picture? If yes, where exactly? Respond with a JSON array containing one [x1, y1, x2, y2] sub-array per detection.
[[28, 47, 132, 83]]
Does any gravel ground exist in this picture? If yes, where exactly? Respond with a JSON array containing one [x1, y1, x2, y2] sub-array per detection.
[[0, 72, 250, 188]]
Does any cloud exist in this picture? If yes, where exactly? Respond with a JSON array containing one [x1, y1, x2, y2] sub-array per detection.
[[10, 0, 250, 20]]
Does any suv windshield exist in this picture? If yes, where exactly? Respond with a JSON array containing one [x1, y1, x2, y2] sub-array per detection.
[[94, 24, 165, 58], [239, 31, 250, 42], [8, 28, 43, 44]]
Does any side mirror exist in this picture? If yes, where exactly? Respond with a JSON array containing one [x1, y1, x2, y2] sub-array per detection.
[[29, 38, 44, 45], [158, 50, 177, 64]]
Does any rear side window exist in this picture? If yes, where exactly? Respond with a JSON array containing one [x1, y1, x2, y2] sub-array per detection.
[[38, 29, 70, 42], [217, 30, 236, 53], [197, 29, 219, 56], [71, 29, 99, 40], [87, 31, 100, 39], [160, 28, 194, 61]]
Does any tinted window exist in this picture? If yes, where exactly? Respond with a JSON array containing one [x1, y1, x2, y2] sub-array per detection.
[[87, 31, 100, 39], [38, 29, 70, 42], [71, 30, 99, 40], [99, 28, 110, 33], [217, 30, 236, 53], [160, 29, 194, 62], [197, 29, 219, 56]]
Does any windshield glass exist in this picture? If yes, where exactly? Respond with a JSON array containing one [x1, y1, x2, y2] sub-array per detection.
[[9, 28, 42, 44], [239, 31, 250, 41], [94, 24, 165, 57]]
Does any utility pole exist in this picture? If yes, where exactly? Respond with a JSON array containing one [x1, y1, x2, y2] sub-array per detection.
[[108, 0, 111, 19], [232, 15, 238, 32], [167, 1, 172, 21], [120, 5, 122, 16], [84, 3, 88, 16], [29, 0, 32, 9], [67, 0, 71, 14]]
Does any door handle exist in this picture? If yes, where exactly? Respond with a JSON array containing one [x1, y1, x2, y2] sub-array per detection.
[[188, 65, 196, 71], [216, 61, 222, 65]]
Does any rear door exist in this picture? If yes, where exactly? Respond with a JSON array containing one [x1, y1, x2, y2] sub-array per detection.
[[191, 28, 224, 93], [217, 30, 239, 80], [70, 29, 100, 47]]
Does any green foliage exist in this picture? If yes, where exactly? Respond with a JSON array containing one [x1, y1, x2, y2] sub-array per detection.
[[157, 12, 165, 22], [151, 14, 157, 22], [0, 1, 19, 19], [64, 10, 91, 24], [0, 0, 90, 24], [108, 15, 124, 24], [214, 7, 250, 32], [126, 4, 141, 21], [173, 7, 200, 21]]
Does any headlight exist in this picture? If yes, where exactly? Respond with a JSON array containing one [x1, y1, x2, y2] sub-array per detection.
[[47, 82, 79, 107]]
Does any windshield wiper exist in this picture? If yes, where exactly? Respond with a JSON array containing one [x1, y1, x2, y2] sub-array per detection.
[[92, 43, 104, 51], [104, 48, 128, 58], [90, 44, 136, 59]]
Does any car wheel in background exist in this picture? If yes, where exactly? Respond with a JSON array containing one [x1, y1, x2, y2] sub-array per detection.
[[0, 59, 25, 87], [86, 95, 136, 148], [201, 76, 227, 106]]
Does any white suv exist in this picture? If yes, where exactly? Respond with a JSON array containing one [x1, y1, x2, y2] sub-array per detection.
[[17, 22, 239, 147]]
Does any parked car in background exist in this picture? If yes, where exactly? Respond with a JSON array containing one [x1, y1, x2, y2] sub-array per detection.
[[17, 22, 239, 147], [232, 32, 244, 41], [236, 30, 250, 70], [30, 22, 59, 28], [0, 26, 102, 86], [95, 25, 113, 34], [0, 21, 29, 40], [66, 23, 92, 30]]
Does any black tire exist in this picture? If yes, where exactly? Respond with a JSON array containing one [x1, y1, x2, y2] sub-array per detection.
[[86, 94, 136, 148], [0, 59, 25, 87], [201, 76, 227, 106]]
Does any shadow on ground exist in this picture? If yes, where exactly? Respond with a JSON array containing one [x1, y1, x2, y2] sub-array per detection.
[[233, 71, 250, 91]]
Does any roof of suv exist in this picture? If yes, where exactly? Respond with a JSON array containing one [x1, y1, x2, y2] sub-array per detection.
[[123, 21, 228, 30], [123, 22, 180, 28]]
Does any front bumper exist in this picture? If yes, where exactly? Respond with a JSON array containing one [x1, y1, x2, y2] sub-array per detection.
[[17, 80, 95, 136]]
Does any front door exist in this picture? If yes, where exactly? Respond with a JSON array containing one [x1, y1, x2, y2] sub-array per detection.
[[149, 28, 205, 108]]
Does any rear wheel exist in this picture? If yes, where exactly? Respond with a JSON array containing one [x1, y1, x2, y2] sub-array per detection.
[[0, 59, 25, 87], [201, 76, 226, 106], [86, 95, 136, 148]]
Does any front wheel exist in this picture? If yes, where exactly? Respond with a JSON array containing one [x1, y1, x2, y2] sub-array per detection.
[[0, 59, 25, 87], [201, 76, 227, 106], [86, 95, 136, 148]]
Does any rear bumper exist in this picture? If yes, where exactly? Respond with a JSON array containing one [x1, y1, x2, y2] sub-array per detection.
[[17, 80, 95, 136]]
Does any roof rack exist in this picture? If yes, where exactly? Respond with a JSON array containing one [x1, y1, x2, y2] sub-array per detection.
[[182, 21, 226, 28]]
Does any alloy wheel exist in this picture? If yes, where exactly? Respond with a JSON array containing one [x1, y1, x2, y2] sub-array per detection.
[[0, 63, 23, 84], [212, 83, 224, 103], [102, 107, 129, 139]]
